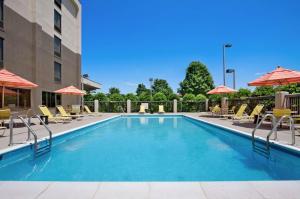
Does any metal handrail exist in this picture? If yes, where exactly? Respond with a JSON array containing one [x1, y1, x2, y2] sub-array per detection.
[[34, 115, 52, 147], [9, 116, 38, 153], [267, 115, 295, 150], [252, 114, 276, 147], [9, 114, 53, 156]]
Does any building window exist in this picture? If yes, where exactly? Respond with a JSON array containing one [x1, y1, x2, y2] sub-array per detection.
[[54, 36, 61, 57], [42, 91, 60, 108], [54, 62, 61, 82], [0, 0, 3, 28], [0, 38, 3, 68], [54, 0, 61, 9], [54, 10, 61, 33]]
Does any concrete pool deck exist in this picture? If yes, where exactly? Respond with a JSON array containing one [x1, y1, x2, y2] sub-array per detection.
[[0, 113, 300, 199]]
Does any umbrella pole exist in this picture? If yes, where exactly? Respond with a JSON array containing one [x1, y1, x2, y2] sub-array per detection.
[[2, 86, 4, 108]]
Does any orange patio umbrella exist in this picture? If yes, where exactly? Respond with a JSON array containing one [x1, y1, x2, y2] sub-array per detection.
[[54, 85, 86, 96], [0, 69, 38, 108], [207, 85, 237, 95], [248, 66, 300, 86]]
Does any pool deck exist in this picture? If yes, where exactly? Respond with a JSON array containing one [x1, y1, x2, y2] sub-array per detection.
[[0, 113, 300, 199]]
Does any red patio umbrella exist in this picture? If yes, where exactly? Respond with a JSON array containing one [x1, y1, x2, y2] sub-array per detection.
[[54, 85, 86, 96], [0, 69, 38, 108], [248, 66, 300, 86], [207, 85, 237, 95]]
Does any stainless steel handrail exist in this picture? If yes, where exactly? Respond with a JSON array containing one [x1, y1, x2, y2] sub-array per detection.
[[9, 114, 53, 156], [252, 114, 276, 147], [267, 115, 295, 150], [34, 115, 52, 147], [9, 116, 38, 153]]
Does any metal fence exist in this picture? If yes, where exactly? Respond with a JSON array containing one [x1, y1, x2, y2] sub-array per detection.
[[131, 101, 173, 113], [227, 95, 275, 114], [178, 101, 206, 112], [286, 94, 300, 114], [85, 93, 300, 114]]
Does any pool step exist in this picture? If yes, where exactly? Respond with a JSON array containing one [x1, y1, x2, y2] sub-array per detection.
[[35, 141, 51, 157], [253, 144, 270, 158]]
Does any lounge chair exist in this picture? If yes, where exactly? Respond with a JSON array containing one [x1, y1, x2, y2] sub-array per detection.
[[222, 104, 247, 119], [158, 105, 165, 114], [139, 105, 146, 114], [0, 109, 10, 136], [84, 105, 102, 116], [233, 104, 264, 121], [211, 105, 221, 116], [57, 105, 83, 119], [38, 105, 71, 123], [228, 106, 236, 115]]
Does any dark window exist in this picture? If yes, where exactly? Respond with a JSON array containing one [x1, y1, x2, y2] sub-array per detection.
[[42, 91, 57, 108], [54, 36, 61, 57], [0, 38, 3, 68], [54, 62, 61, 82], [54, 0, 61, 9], [0, 0, 3, 28], [56, 94, 61, 105], [54, 10, 61, 33]]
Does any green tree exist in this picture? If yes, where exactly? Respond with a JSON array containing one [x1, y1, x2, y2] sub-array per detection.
[[136, 84, 149, 96], [168, 93, 180, 100], [109, 87, 120, 95], [152, 79, 174, 97], [252, 86, 275, 96], [277, 83, 300, 94], [109, 93, 124, 101], [84, 92, 94, 101], [138, 91, 152, 101], [195, 94, 207, 101], [183, 93, 196, 101], [230, 88, 252, 99], [94, 92, 108, 101], [153, 92, 167, 101], [178, 61, 214, 96], [125, 93, 138, 101]]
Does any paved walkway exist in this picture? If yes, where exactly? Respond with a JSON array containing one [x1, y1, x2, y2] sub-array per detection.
[[1, 181, 299, 199], [186, 112, 300, 149], [0, 113, 119, 151], [1, 113, 300, 199]]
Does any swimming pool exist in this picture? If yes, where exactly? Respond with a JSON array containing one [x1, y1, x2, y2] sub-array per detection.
[[0, 115, 299, 181]]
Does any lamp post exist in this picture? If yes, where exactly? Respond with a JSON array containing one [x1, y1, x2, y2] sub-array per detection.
[[223, 43, 232, 86], [149, 78, 153, 98], [226, 68, 236, 89]]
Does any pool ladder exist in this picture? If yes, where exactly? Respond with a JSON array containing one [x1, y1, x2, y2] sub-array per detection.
[[9, 114, 53, 157], [252, 114, 295, 155]]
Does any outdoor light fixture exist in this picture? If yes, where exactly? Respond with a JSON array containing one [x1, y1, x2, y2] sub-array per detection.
[[226, 68, 236, 89], [223, 43, 232, 86]]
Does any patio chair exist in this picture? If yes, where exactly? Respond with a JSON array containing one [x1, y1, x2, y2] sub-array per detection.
[[139, 105, 146, 114], [211, 105, 221, 116], [57, 105, 83, 119], [0, 109, 10, 136], [84, 105, 102, 116], [233, 104, 264, 122], [158, 105, 165, 114], [38, 105, 71, 123], [223, 104, 247, 119], [228, 106, 236, 115]]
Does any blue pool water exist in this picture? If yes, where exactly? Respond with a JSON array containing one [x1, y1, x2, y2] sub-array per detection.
[[0, 115, 300, 181]]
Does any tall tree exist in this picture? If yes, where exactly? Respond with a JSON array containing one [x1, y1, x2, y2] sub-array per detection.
[[252, 86, 275, 96], [108, 87, 120, 95], [136, 84, 149, 96], [152, 79, 173, 97], [178, 61, 214, 96]]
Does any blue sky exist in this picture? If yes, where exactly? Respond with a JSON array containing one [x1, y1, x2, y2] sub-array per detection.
[[82, 0, 300, 94]]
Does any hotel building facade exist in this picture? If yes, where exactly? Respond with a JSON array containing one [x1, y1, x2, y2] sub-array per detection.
[[0, 0, 83, 112]]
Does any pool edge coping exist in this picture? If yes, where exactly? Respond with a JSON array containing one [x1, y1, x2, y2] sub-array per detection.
[[183, 114, 300, 154], [0, 115, 122, 156]]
